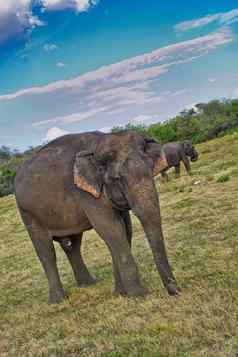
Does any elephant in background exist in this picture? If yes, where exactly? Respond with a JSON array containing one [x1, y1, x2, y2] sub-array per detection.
[[15, 131, 180, 304], [160, 141, 198, 181]]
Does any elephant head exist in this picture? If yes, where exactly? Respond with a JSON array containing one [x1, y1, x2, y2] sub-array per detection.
[[183, 141, 198, 162], [73, 131, 179, 295], [73, 132, 168, 205]]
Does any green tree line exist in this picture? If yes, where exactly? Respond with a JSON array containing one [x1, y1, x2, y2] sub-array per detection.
[[0, 147, 38, 197], [112, 99, 238, 144]]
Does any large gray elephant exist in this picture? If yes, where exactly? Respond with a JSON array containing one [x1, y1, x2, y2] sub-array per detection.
[[15, 131, 180, 304], [160, 141, 198, 181]]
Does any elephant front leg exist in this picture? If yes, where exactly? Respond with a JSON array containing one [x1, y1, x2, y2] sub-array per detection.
[[175, 164, 181, 178], [82, 197, 148, 297], [182, 156, 191, 175], [113, 211, 134, 296], [112, 256, 127, 296], [60, 234, 97, 287], [107, 235, 149, 297]]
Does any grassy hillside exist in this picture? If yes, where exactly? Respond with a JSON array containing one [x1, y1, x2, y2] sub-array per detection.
[[0, 134, 238, 357]]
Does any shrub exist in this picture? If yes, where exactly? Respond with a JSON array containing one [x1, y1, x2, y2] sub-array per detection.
[[111, 98, 238, 144], [216, 175, 230, 183]]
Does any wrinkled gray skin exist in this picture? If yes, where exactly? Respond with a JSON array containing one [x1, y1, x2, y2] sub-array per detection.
[[15, 131, 180, 304], [160, 141, 198, 181]]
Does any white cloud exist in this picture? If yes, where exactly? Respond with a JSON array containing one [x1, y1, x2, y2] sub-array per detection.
[[41, 0, 98, 12], [175, 8, 238, 32], [0, 0, 44, 43], [220, 9, 238, 24], [231, 88, 238, 99], [184, 103, 201, 113], [0, 28, 234, 131], [0, 28, 232, 103], [35, 107, 109, 127], [43, 43, 58, 52], [99, 126, 112, 133], [45, 126, 69, 142], [208, 78, 216, 83], [131, 115, 153, 124], [0, 0, 98, 44], [57, 61, 65, 68]]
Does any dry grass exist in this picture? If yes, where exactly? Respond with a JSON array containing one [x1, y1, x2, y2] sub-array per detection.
[[1, 133, 238, 356]]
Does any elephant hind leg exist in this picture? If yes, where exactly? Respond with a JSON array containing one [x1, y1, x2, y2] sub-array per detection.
[[58, 234, 97, 287], [19, 208, 66, 304]]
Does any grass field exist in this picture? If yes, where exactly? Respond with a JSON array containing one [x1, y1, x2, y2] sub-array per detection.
[[0, 134, 238, 357]]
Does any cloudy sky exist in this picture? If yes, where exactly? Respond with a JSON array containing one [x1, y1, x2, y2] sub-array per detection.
[[0, 0, 238, 149]]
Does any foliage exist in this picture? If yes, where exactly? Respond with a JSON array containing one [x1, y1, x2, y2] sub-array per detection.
[[1, 133, 238, 356], [216, 174, 230, 183], [0, 146, 39, 197], [0, 146, 12, 160], [0, 165, 16, 197], [112, 99, 238, 144], [111, 122, 147, 133]]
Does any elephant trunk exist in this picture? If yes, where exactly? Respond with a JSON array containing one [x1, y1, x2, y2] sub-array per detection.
[[125, 172, 180, 295], [190, 149, 198, 162]]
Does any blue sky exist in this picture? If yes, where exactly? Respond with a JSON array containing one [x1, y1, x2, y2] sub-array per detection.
[[0, 0, 238, 150]]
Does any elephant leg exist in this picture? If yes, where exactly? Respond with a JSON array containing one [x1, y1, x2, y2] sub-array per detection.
[[110, 211, 133, 296], [161, 170, 169, 182], [19, 208, 65, 304], [82, 197, 148, 297], [120, 211, 132, 248], [175, 164, 181, 178], [59, 234, 97, 287], [112, 255, 127, 296], [182, 156, 191, 175]]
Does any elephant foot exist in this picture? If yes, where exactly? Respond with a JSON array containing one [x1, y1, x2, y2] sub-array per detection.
[[114, 283, 149, 298], [113, 285, 127, 297], [48, 288, 67, 304], [76, 274, 98, 287], [166, 282, 181, 296], [125, 285, 149, 298]]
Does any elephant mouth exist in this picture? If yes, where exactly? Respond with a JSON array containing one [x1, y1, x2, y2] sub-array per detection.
[[104, 185, 131, 211], [110, 198, 131, 211]]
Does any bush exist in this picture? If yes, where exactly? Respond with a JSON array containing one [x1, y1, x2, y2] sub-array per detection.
[[0, 166, 16, 197], [112, 98, 238, 144], [216, 175, 230, 183]]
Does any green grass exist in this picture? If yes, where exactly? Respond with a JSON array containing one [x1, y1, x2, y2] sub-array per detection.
[[1, 133, 238, 356], [216, 174, 230, 183]]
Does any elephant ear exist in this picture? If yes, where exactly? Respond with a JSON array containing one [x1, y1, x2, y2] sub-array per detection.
[[153, 151, 168, 176], [144, 139, 168, 176], [73, 151, 103, 198]]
